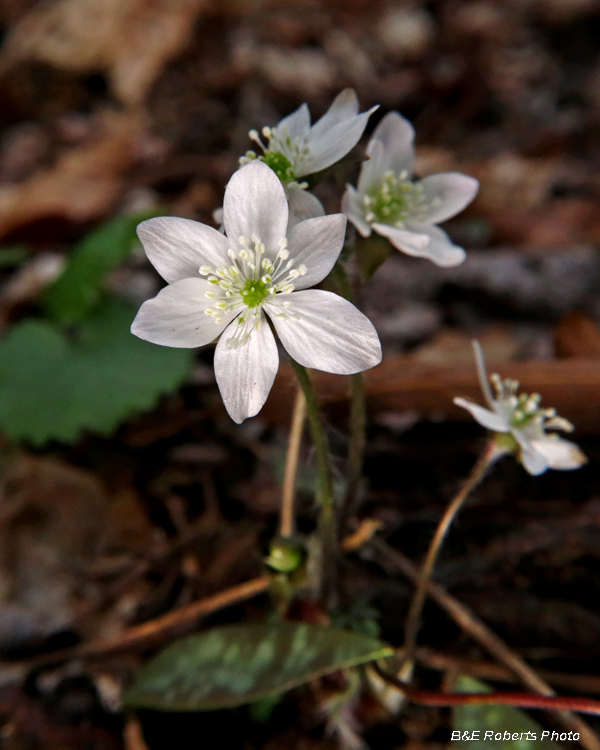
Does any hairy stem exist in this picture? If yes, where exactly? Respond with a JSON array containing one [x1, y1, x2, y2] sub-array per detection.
[[402, 440, 499, 670], [290, 359, 337, 604], [280, 388, 307, 538]]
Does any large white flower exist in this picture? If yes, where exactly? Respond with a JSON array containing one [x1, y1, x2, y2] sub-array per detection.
[[454, 341, 587, 476], [131, 161, 382, 424], [342, 112, 479, 267]]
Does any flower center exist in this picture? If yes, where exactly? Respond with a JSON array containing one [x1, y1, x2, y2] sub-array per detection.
[[239, 126, 310, 184], [363, 171, 429, 228], [260, 152, 296, 183], [490, 374, 570, 431], [199, 234, 306, 349], [241, 278, 269, 308]]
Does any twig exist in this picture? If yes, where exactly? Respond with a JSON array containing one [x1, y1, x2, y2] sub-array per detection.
[[9, 576, 270, 669], [402, 440, 499, 669], [372, 664, 600, 717], [415, 647, 600, 696], [280, 387, 307, 538], [367, 539, 600, 750]]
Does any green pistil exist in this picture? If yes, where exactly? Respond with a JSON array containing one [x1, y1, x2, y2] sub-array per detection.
[[365, 172, 426, 225], [260, 151, 296, 183], [241, 278, 269, 308]]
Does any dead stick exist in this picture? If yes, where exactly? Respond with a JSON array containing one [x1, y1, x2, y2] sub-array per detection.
[[368, 539, 600, 750], [373, 664, 600, 717], [14, 576, 270, 668]]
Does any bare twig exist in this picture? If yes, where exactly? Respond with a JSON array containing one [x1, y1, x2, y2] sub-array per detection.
[[415, 647, 600, 696], [8, 576, 270, 670], [280, 387, 307, 538], [373, 664, 600, 717], [368, 539, 600, 750], [402, 440, 499, 669]]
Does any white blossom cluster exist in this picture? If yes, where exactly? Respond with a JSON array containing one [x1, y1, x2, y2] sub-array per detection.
[[129, 90, 586, 472]]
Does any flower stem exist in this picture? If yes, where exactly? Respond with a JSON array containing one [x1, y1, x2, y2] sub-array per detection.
[[402, 440, 500, 672], [289, 358, 337, 605], [280, 387, 307, 538]]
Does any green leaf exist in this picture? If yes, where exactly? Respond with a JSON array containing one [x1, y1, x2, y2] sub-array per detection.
[[42, 212, 158, 324], [124, 621, 393, 711], [453, 675, 560, 749], [0, 297, 193, 445], [355, 234, 393, 282]]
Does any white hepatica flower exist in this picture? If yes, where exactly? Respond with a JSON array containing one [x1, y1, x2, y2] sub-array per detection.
[[131, 160, 382, 424], [239, 89, 377, 229], [342, 112, 479, 267], [454, 341, 587, 476]]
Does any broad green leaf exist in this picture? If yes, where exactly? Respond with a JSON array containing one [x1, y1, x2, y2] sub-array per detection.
[[453, 675, 560, 749], [42, 212, 158, 324], [0, 297, 193, 445], [124, 621, 393, 711]]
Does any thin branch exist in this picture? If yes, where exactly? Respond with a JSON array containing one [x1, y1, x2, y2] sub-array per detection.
[[372, 664, 600, 717], [9, 576, 270, 669], [402, 440, 499, 669], [368, 539, 600, 750], [280, 387, 307, 538]]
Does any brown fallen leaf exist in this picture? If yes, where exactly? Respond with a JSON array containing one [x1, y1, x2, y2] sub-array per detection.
[[0, 0, 208, 105], [555, 311, 600, 360], [0, 109, 158, 240]]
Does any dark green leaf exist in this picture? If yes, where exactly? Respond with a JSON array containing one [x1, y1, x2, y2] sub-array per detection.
[[42, 212, 159, 324], [453, 675, 560, 749], [124, 621, 393, 711], [0, 297, 193, 445]]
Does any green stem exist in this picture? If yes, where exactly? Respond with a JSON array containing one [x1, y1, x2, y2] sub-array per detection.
[[401, 440, 501, 674], [289, 358, 336, 605]]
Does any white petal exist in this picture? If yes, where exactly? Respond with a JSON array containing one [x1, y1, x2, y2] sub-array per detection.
[[454, 398, 511, 432], [372, 223, 431, 257], [131, 278, 236, 348], [517, 441, 548, 476], [214, 314, 279, 423], [267, 290, 381, 374], [222, 161, 289, 256], [137, 217, 230, 284], [287, 214, 346, 290], [362, 111, 416, 186], [418, 172, 479, 224], [342, 185, 372, 237], [308, 89, 359, 140], [303, 108, 377, 176], [403, 223, 466, 267], [357, 140, 389, 194], [285, 182, 325, 231], [529, 437, 587, 471], [275, 103, 311, 139]]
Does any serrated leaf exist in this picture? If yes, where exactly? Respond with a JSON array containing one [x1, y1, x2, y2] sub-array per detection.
[[42, 212, 158, 324], [453, 675, 560, 749], [124, 621, 393, 711], [0, 297, 193, 445]]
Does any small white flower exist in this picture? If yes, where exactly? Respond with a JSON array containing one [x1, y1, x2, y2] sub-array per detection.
[[454, 341, 587, 476], [240, 88, 378, 183], [131, 161, 382, 424], [342, 112, 479, 267]]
